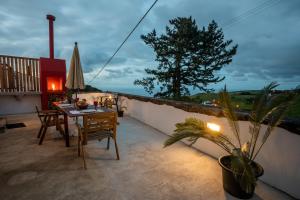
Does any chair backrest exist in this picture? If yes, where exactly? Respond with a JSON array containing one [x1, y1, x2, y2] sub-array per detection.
[[83, 112, 117, 136], [103, 98, 113, 108], [35, 106, 43, 123]]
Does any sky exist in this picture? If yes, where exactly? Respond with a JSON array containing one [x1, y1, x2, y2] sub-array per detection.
[[0, 0, 300, 96]]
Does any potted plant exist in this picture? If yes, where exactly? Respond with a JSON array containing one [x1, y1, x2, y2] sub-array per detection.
[[65, 89, 74, 104], [116, 96, 127, 117], [164, 82, 296, 199]]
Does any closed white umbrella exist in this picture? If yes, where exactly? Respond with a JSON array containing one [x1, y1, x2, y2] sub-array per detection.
[[65, 42, 85, 97]]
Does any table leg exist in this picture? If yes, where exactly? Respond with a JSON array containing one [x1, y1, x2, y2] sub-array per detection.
[[64, 113, 70, 147]]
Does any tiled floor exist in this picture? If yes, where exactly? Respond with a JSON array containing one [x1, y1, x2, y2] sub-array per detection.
[[0, 114, 294, 200]]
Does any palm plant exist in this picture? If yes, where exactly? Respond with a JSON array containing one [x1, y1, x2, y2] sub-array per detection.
[[164, 82, 296, 194]]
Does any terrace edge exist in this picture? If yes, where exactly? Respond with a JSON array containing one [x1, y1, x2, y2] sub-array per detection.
[[110, 91, 300, 135]]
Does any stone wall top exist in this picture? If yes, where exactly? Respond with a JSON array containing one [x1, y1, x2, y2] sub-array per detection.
[[111, 92, 300, 135]]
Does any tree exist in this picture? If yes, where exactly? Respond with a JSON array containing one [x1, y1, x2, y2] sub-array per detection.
[[134, 17, 238, 98]]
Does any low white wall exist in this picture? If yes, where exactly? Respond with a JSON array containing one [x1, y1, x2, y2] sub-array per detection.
[[122, 96, 300, 199], [0, 95, 41, 115], [77, 92, 300, 198], [76, 92, 113, 104]]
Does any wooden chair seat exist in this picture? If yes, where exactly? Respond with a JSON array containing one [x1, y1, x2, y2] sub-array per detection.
[[84, 130, 113, 141], [77, 112, 119, 169], [36, 106, 64, 145], [42, 117, 64, 127]]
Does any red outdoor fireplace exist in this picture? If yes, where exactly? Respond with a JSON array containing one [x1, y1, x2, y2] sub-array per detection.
[[40, 14, 66, 109]]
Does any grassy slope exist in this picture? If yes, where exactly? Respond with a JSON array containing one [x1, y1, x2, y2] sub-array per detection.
[[189, 91, 300, 118], [286, 95, 300, 117]]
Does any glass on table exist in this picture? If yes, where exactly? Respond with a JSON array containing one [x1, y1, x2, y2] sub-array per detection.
[[93, 101, 99, 110]]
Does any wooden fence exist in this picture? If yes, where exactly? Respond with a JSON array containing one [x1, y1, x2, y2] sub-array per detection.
[[0, 55, 40, 93]]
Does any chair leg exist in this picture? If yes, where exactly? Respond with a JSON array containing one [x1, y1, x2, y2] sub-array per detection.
[[106, 137, 110, 150], [39, 126, 48, 145], [37, 125, 44, 138], [81, 141, 87, 169], [55, 117, 59, 131], [39, 116, 50, 145], [113, 137, 120, 160], [78, 135, 81, 157]]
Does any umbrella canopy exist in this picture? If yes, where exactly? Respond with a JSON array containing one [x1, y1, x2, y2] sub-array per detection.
[[65, 42, 85, 90]]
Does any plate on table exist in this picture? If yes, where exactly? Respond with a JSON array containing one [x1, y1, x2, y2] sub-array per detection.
[[59, 103, 72, 108], [80, 109, 104, 113], [80, 109, 97, 113]]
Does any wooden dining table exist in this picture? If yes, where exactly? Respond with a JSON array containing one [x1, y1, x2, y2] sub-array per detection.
[[53, 102, 114, 147]]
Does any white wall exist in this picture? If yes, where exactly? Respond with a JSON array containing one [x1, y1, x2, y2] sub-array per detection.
[[77, 92, 300, 198], [76, 92, 112, 104], [122, 96, 300, 199], [0, 95, 41, 115]]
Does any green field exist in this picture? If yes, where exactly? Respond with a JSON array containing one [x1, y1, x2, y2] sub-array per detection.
[[183, 91, 300, 118]]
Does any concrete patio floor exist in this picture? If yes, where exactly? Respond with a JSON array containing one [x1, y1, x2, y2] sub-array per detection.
[[0, 114, 294, 200]]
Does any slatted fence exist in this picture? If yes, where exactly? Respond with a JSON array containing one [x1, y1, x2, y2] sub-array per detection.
[[0, 55, 40, 93]]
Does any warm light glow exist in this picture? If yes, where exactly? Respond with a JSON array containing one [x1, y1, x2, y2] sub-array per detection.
[[47, 77, 63, 91], [207, 122, 221, 132], [51, 83, 55, 91], [109, 95, 112, 99]]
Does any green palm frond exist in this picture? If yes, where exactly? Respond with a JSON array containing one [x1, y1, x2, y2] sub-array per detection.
[[163, 82, 297, 195], [249, 82, 279, 159], [219, 89, 241, 148], [164, 118, 235, 154], [164, 131, 202, 147], [164, 118, 206, 147], [259, 92, 291, 123], [251, 82, 278, 124], [231, 152, 256, 193], [252, 93, 297, 160], [263, 97, 294, 142]]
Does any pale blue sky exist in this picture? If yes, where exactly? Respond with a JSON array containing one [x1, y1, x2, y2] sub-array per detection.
[[0, 0, 299, 95]]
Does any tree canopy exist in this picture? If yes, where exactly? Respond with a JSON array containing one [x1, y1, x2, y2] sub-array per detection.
[[134, 16, 238, 98]]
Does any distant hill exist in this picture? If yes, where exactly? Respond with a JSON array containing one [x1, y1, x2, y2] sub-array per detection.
[[188, 90, 300, 118], [80, 85, 102, 92]]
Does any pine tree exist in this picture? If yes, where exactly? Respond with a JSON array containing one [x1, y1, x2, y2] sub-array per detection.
[[134, 17, 238, 98]]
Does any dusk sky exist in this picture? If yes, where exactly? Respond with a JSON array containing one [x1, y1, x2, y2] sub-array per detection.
[[0, 0, 299, 95]]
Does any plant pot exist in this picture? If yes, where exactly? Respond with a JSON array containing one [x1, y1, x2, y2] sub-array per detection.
[[118, 110, 124, 117], [219, 155, 264, 199]]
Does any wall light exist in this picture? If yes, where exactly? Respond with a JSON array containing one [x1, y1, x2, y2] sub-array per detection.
[[207, 122, 221, 132]]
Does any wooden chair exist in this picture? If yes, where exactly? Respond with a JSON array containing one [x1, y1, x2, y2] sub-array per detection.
[[77, 112, 120, 169], [35, 106, 64, 145], [103, 98, 114, 108]]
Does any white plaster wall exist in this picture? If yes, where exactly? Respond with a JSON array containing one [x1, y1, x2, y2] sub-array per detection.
[[76, 92, 112, 105], [121, 96, 300, 199], [77, 92, 300, 198], [0, 95, 41, 115]]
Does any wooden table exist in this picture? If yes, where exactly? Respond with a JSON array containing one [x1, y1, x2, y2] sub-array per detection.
[[53, 102, 114, 147]]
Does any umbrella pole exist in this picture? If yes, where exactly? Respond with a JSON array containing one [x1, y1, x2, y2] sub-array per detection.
[[75, 88, 79, 124]]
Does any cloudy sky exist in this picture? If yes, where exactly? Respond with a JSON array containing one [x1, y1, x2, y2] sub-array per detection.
[[0, 0, 299, 95]]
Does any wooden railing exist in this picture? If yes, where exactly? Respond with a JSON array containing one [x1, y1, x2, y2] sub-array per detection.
[[0, 55, 40, 94]]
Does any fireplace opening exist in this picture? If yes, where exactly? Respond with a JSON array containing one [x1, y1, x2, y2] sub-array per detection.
[[47, 77, 63, 92]]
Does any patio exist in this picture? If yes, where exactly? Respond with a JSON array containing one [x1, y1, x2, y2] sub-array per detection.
[[0, 114, 293, 200]]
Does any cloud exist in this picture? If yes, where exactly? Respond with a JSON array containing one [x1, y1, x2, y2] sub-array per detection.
[[104, 67, 134, 79], [0, 0, 299, 92]]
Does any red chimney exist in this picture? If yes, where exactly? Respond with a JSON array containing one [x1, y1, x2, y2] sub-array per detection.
[[40, 14, 66, 109], [46, 14, 55, 59]]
